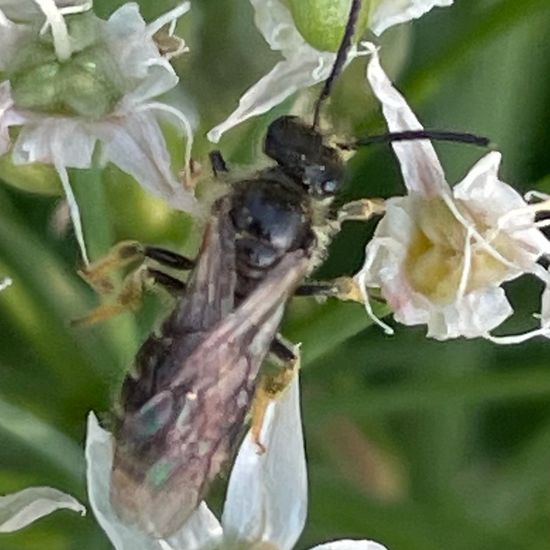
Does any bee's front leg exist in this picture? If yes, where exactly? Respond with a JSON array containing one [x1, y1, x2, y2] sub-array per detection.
[[251, 336, 299, 454], [295, 276, 364, 304], [337, 198, 386, 222], [74, 242, 194, 325], [209, 150, 230, 177]]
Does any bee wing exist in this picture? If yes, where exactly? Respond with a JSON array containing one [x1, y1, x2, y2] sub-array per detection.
[[117, 199, 238, 415], [166, 198, 238, 335], [112, 204, 311, 537]]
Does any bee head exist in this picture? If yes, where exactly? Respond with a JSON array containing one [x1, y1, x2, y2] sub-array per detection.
[[264, 116, 345, 198]]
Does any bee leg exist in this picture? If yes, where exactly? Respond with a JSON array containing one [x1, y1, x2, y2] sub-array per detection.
[[143, 246, 195, 271], [73, 267, 186, 326], [78, 241, 145, 295], [72, 265, 151, 326], [295, 276, 364, 303], [338, 198, 386, 222], [209, 150, 229, 177], [147, 268, 187, 296], [251, 336, 299, 454], [79, 242, 194, 295]]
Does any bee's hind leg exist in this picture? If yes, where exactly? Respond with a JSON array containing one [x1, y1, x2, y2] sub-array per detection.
[[251, 335, 300, 454]]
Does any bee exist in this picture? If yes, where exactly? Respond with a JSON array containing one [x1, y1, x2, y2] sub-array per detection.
[[107, 113, 355, 538], [78, 0, 489, 538]]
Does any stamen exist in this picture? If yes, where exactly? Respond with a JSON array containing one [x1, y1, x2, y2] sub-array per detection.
[[54, 162, 90, 266], [356, 252, 395, 336], [441, 192, 518, 272], [136, 102, 194, 191], [40, 0, 93, 36], [485, 326, 550, 345], [0, 277, 13, 292], [457, 228, 473, 300], [147, 1, 191, 37], [33, 0, 72, 61]]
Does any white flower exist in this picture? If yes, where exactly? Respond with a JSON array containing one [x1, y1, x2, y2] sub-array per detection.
[[0, 0, 196, 264], [356, 45, 550, 342], [207, 0, 454, 143], [0, 374, 388, 550]]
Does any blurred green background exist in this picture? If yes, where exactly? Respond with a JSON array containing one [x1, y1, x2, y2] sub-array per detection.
[[1, 0, 550, 548]]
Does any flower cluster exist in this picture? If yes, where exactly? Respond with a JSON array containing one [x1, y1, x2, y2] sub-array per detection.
[[0, 0, 196, 263]]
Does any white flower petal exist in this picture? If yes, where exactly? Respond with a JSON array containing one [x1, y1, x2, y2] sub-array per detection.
[[426, 287, 513, 340], [207, 50, 334, 143], [365, 45, 447, 197], [310, 540, 389, 550], [166, 505, 222, 550], [86, 412, 222, 550], [0, 0, 42, 22], [93, 112, 197, 212], [0, 11, 33, 71], [250, 0, 308, 55], [105, 3, 179, 109], [0, 0, 87, 22], [54, 161, 90, 264], [454, 152, 550, 261], [0, 487, 85, 533], [369, 0, 453, 36], [11, 117, 95, 167], [222, 372, 307, 550]]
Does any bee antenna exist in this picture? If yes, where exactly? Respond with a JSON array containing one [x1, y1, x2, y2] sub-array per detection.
[[339, 129, 492, 149], [312, 0, 362, 130]]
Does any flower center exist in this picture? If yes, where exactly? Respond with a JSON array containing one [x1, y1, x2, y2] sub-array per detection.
[[405, 197, 511, 304], [8, 13, 123, 118]]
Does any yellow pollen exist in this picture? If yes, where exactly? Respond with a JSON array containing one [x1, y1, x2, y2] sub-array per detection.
[[405, 198, 511, 304]]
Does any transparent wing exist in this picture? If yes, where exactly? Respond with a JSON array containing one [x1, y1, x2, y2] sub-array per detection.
[[111, 199, 311, 537]]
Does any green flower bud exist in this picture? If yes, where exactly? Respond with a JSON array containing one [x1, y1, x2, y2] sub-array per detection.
[[0, 155, 62, 195], [11, 60, 63, 113], [285, 0, 371, 52], [60, 46, 123, 118], [9, 13, 123, 119]]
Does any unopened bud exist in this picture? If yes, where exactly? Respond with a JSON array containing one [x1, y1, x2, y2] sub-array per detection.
[[285, 0, 370, 52]]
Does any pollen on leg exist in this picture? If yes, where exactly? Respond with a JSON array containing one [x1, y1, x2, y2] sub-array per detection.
[[78, 241, 145, 295], [72, 265, 150, 326]]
